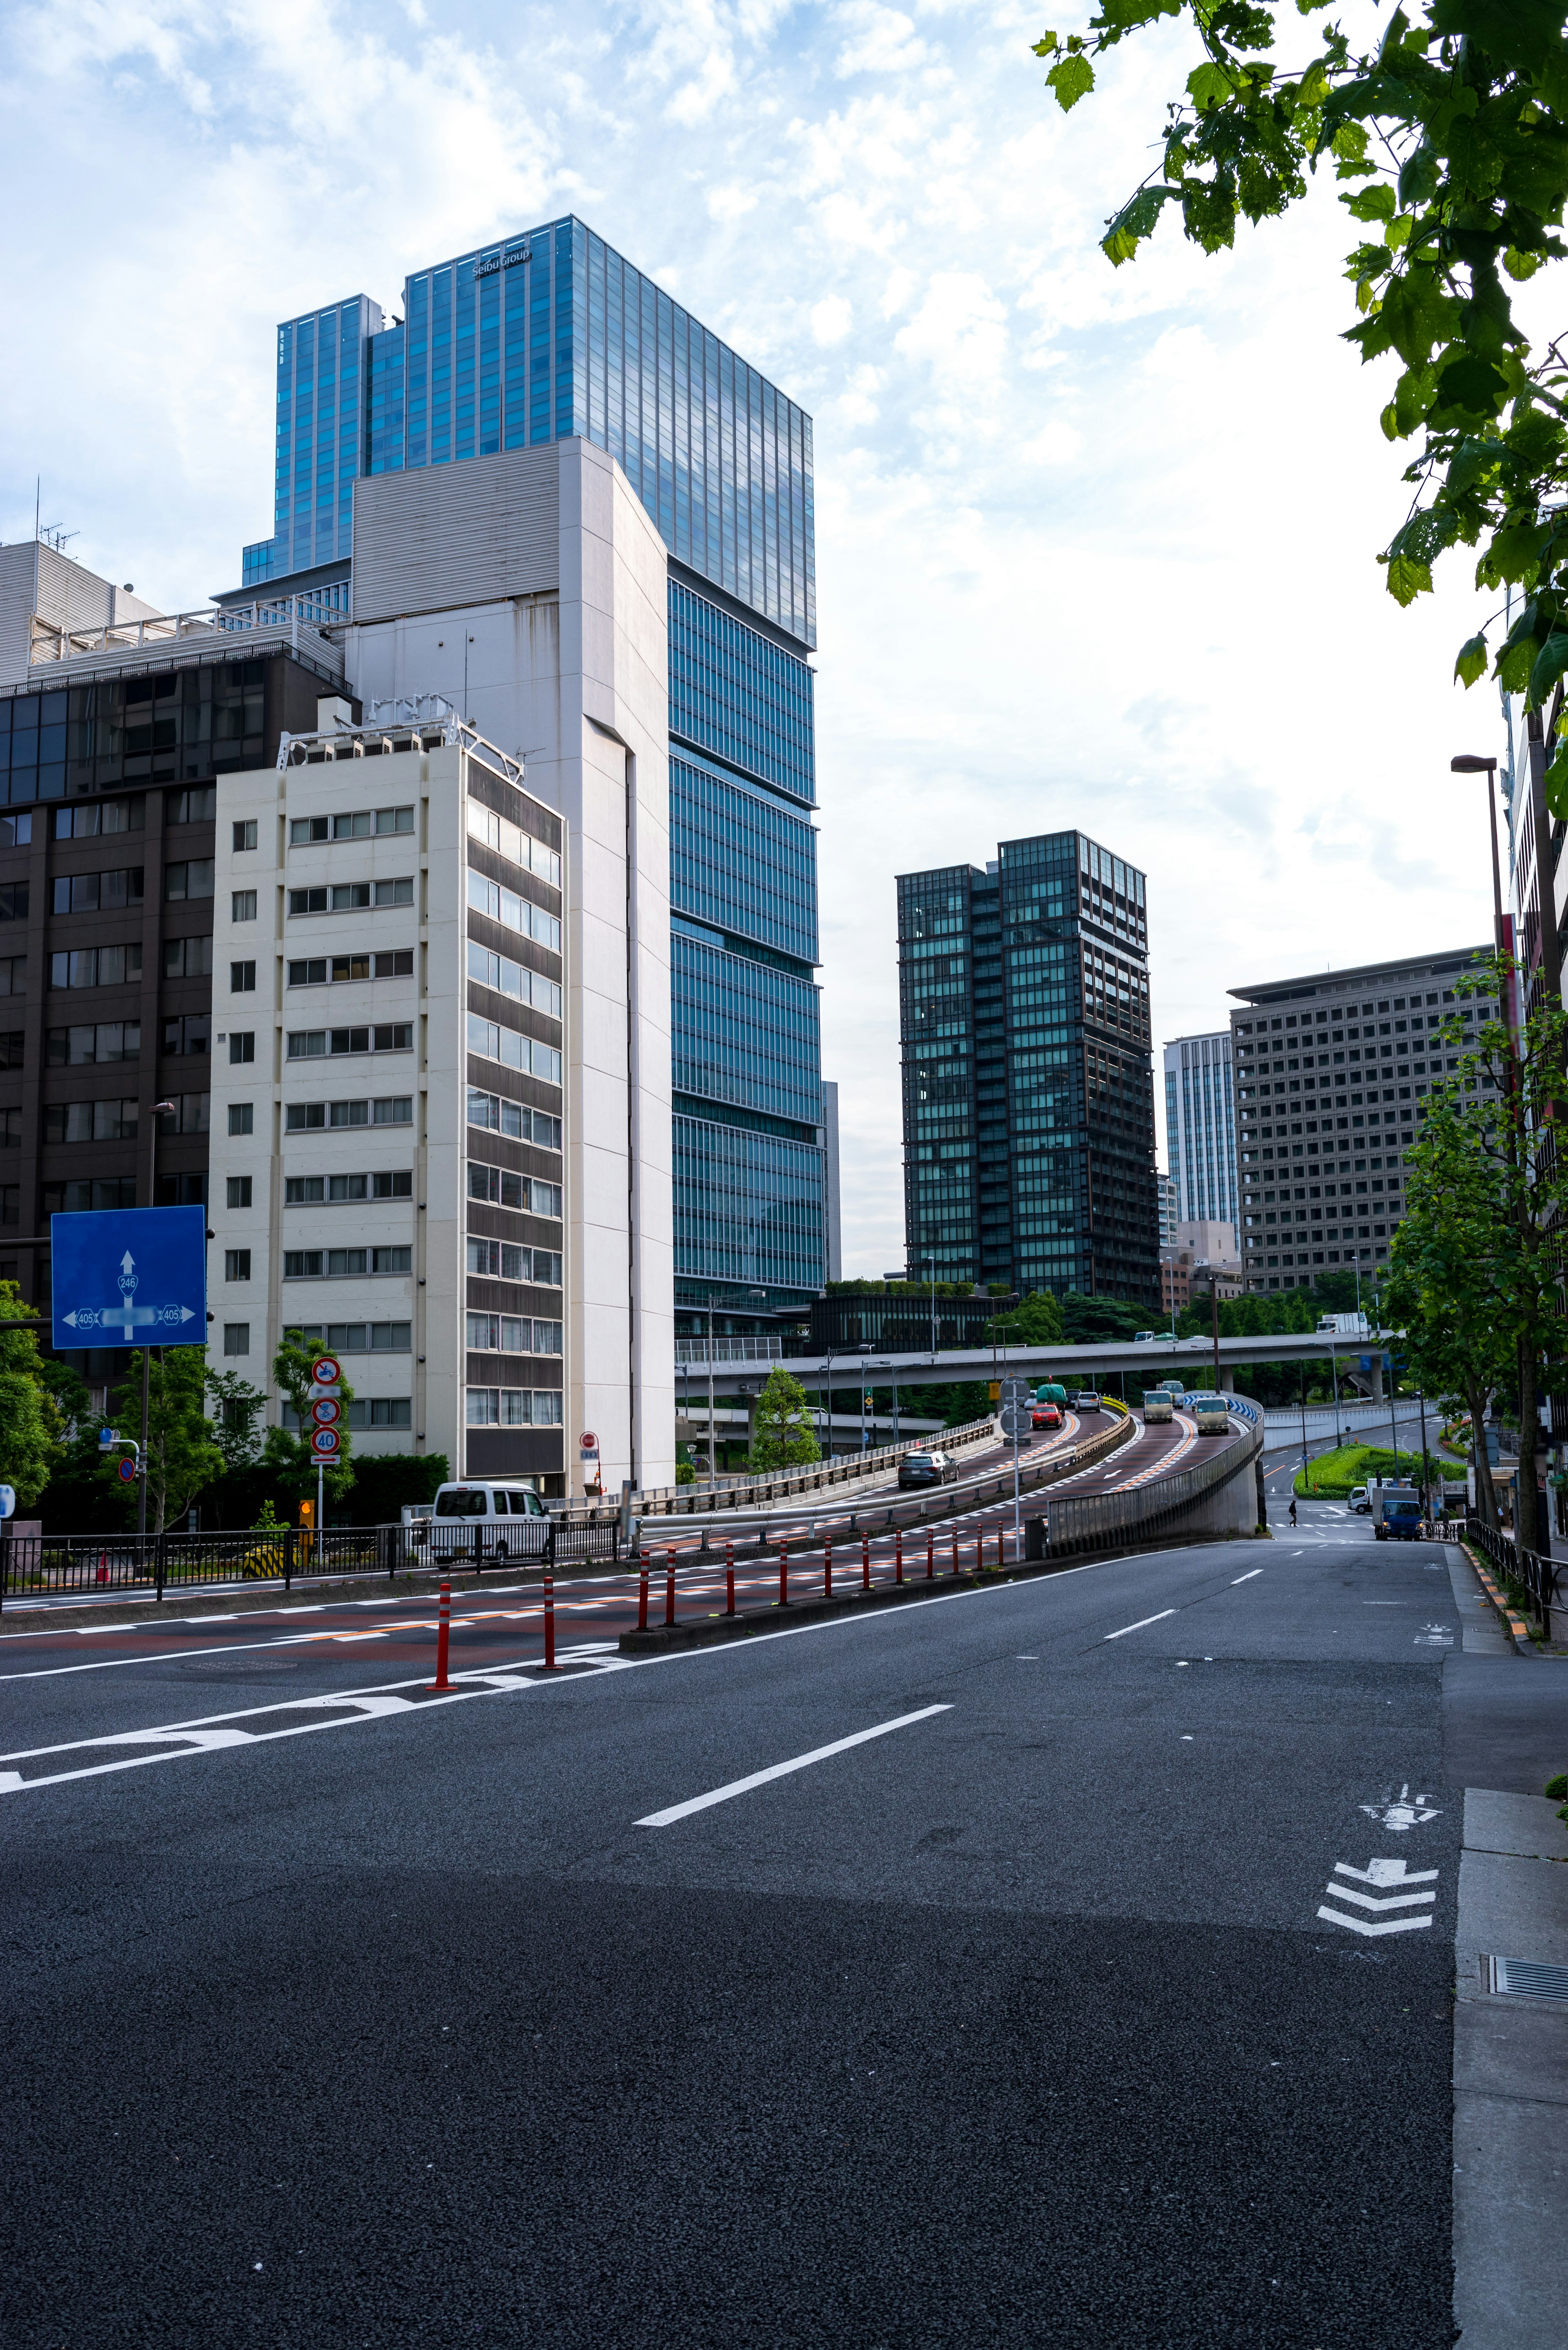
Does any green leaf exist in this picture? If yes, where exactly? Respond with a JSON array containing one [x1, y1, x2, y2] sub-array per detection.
[[1528, 632, 1568, 706], [1385, 213, 1413, 251], [1343, 181, 1396, 223], [1187, 61, 1234, 110], [1485, 520, 1549, 586], [1432, 351, 1509, 420], [1454, 633, 1490, 688], [1546, 740, 1568, 824], [1100, 182, 1176, 265], [1385, 552, 1433, 605], [1032, 31, 1059, 55], [1497, 633, 1538, 692], [1504, 247, 1542, 282], [1397, 145, 1439, 209], [1047, 53, 1095, 109]]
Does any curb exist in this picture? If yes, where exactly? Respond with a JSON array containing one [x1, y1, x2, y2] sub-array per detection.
[[1460, 1543, 1538, 1652]]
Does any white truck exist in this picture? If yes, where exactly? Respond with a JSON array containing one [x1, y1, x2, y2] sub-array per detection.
[[1316, 1312, 1371, 1338]]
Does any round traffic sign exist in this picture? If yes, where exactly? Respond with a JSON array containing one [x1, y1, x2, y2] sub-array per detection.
[[312, 1396, 341, 1425], [579, 1431, 599, 1453], [311, 1356, 342, 1388], [0, 1484, 14, 1519], [117, 1457, 138, 1483], [312, 1427, 341, 1456]]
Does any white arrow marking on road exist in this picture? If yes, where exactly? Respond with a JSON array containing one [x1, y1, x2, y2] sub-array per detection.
[[635, 1705, 953, 1827], [1318, 1853, 1439, 1935], [1359, 1783, 1442, 1832], [1317, 1904, 1433, 1936], [1335, 1858, 1438, 1886], [1323, 1885, 1436, 1913]]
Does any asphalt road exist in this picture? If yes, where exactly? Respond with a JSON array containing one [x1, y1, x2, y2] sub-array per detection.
[[2, 1507, 1520, 2349]]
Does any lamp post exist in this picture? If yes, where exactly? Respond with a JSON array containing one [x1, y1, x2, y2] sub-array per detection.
[[858, 1344, 872, 1453], [138, 1100, 179, 1538]]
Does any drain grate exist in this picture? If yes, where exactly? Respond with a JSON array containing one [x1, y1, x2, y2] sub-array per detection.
[[1485, 1955, 1568, 2002]]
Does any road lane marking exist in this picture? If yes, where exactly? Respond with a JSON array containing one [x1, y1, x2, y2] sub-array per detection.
[[1102, 1610, 1176, 1641], [635, 1705, 953, 1827], [1231, 1570, 1263, 1585]]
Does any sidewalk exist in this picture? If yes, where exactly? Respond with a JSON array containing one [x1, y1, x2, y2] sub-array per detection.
[[1452, 1787, 1568, 2350]]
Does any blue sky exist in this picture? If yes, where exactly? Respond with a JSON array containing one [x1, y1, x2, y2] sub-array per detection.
[[1, 0, 1511, 1276]]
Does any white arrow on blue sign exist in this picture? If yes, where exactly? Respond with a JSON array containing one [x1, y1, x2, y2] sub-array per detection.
[[50, 1206, 208, 1351]]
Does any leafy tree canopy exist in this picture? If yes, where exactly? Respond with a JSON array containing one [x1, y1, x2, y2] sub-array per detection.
[[748, 1366, 823, 1471], [0, 1282, 65, 1509], [206, 1367, 269, 1476], [995, 1289, 1067, 1344], [1037, 0, 1568, 807], [1061, 1291, 1153, 1344], [109, 1347, 226, 1534]]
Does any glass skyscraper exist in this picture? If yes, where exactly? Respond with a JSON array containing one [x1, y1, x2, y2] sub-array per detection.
[[238, 217, 824, 1325], [897, 832, 1159, 1306], [1162, 1032, 1238, 1231]]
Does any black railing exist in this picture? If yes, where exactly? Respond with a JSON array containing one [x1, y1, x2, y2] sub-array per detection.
[[1465, 1513, 1562, 1639], [0, 1515, 621, 1608]]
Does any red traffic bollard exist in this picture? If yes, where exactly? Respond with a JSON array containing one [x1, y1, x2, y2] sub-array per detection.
[[428, 1580, 452, 1690], [638, 1560, 649, 1631], [665, 1547, 677, 1628], [895, 1530, 903, 1586], [541, 1568, 560, 1670], [779, 1539, 789, 1608], [862, 1533, 870, 1591], [725, 1541, 735, 1616], [824, 1534, 833, 1600]]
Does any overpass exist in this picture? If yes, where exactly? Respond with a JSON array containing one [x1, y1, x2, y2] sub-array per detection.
[[676, 1330, 1399, 1402]]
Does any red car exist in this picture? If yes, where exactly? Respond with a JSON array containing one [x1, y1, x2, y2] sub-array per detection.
[[1031, 1403, 1063, 1431]]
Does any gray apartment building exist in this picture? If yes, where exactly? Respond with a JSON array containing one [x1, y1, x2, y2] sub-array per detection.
[[897, 831, 1160, 1307], [1230, 945, 1494, 1292]]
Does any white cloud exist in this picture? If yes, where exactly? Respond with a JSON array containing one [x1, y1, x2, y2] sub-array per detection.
[[833, 2, 931, 76], [811, 293, 855, 344]]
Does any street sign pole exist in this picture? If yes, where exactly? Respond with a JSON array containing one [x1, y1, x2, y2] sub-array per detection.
[[999, 1378, 1029, 1556]]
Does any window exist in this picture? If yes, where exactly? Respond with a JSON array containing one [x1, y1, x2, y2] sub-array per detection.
[[232, 890, 257, 923], [55, 797, 144, 839], [287, 878, 413, 915], [0, 884, 26, 922], [466, 798, 560, 884], [0, 1108, 19, 1147], [284, 1245, 412, 1278], [287, 950, 413, 986], [467, 1162, 562, 1218], [47, 1022, 139, 1066], [0, 1184, 16, 1222], [167, 786, 217, 823], [229, 1032, 255, 1065], [278, 1320, 412, 1353], [160, 1014, 210, 1057], [284, 1169, 412, 1204], [227, 1175, 252, 1208], [53, 871, 142, 914], [44, 1099, 139, 1143], [285, 1024, 412, 1059], [465, 1388, 564, 1426], [284, 1096, 412, 1131], [466, 869, 561, 948], [162, 935, 213, 980], [232, 820, 258, 852], [44, 1177, 138, 1214], [466, 1090, 561, 1149], [466, 941, 563, 1018], [0, 954, 24, 997], [165, 860, 214, 901], [466, 1313, 564, 1354], [231, 960, 256, 993], [0, 1032, 22, 1072], [0, 814, 32, 849], [223, 1324, 250, 1357], [229, 1103, 254, 1137], [466, 1013, 561, 1086], [225, 1249, 252, 1282], [290, 805, 414, 845], [157, 1093, 209, 1135], [465, 1238, 563, 1285]]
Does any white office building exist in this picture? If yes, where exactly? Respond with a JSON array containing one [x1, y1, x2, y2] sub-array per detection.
[[1162, 1032, 1237, 1234]]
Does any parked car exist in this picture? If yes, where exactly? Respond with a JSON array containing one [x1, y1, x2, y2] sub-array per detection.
[[433, 1482, 549, 1519], [1074, 1390, 1102, 1412], [898, 1449, 957, 1488], [428, 1480, 551, 1557], [1348, 1485, 1371, 1514], [1031, 1402, 1064, 1431]]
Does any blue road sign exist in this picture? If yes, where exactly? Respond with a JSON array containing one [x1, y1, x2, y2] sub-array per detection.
[[50, 1207, 207, 1352]]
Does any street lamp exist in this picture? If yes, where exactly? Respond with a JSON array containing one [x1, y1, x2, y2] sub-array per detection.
[[140, 1100, 179, 1539], [1450, 753, 1506, 954]]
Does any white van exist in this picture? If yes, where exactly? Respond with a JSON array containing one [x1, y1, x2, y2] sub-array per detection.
[[427, 1481, 550, 1558]]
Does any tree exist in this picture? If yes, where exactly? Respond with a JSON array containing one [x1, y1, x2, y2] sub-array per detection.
[[1036, 0, 1568, 804], [205, 1367, 268, 1475], [0, 1282, 65, 1508], [262, 1333, 356, 1505], [109, 1347, 226, 1534], [748, 1366, 822, 1472], [1061, 1291, 1151, 1345], [995, 1289, 1066, 1345], [1385, 956, 1566, 1549]]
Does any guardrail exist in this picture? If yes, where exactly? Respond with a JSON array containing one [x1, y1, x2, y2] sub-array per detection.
[[559, 1412, 1004, 1528], [1464, 1514, 1563, 1641], [0, 1517, 621, 1608], [1028, 1417, 1263, 1561]]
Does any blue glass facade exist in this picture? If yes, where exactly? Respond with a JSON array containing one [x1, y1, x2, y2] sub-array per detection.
[[898, 833, 1158, 1307], [239, 218, 824, 1314]]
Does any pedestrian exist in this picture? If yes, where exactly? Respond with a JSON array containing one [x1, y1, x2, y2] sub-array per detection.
[[1288, 1497, 1298, 1529]]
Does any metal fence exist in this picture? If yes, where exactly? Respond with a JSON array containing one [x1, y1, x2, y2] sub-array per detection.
[[1465, 1514, 1563, 1640], [0, 1515, 622, 1608]]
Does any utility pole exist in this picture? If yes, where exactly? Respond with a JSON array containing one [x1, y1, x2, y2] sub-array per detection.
[[139, 1099, 178, 1536]]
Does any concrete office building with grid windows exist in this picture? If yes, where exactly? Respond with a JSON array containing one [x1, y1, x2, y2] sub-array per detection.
[[1230, 946, 1494, 1292], [897, 832, 1160, 1306], [234, 219, 826, 1349]]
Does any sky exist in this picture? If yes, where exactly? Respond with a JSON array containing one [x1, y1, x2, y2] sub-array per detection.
[[0, 0, 1519, 1281]]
